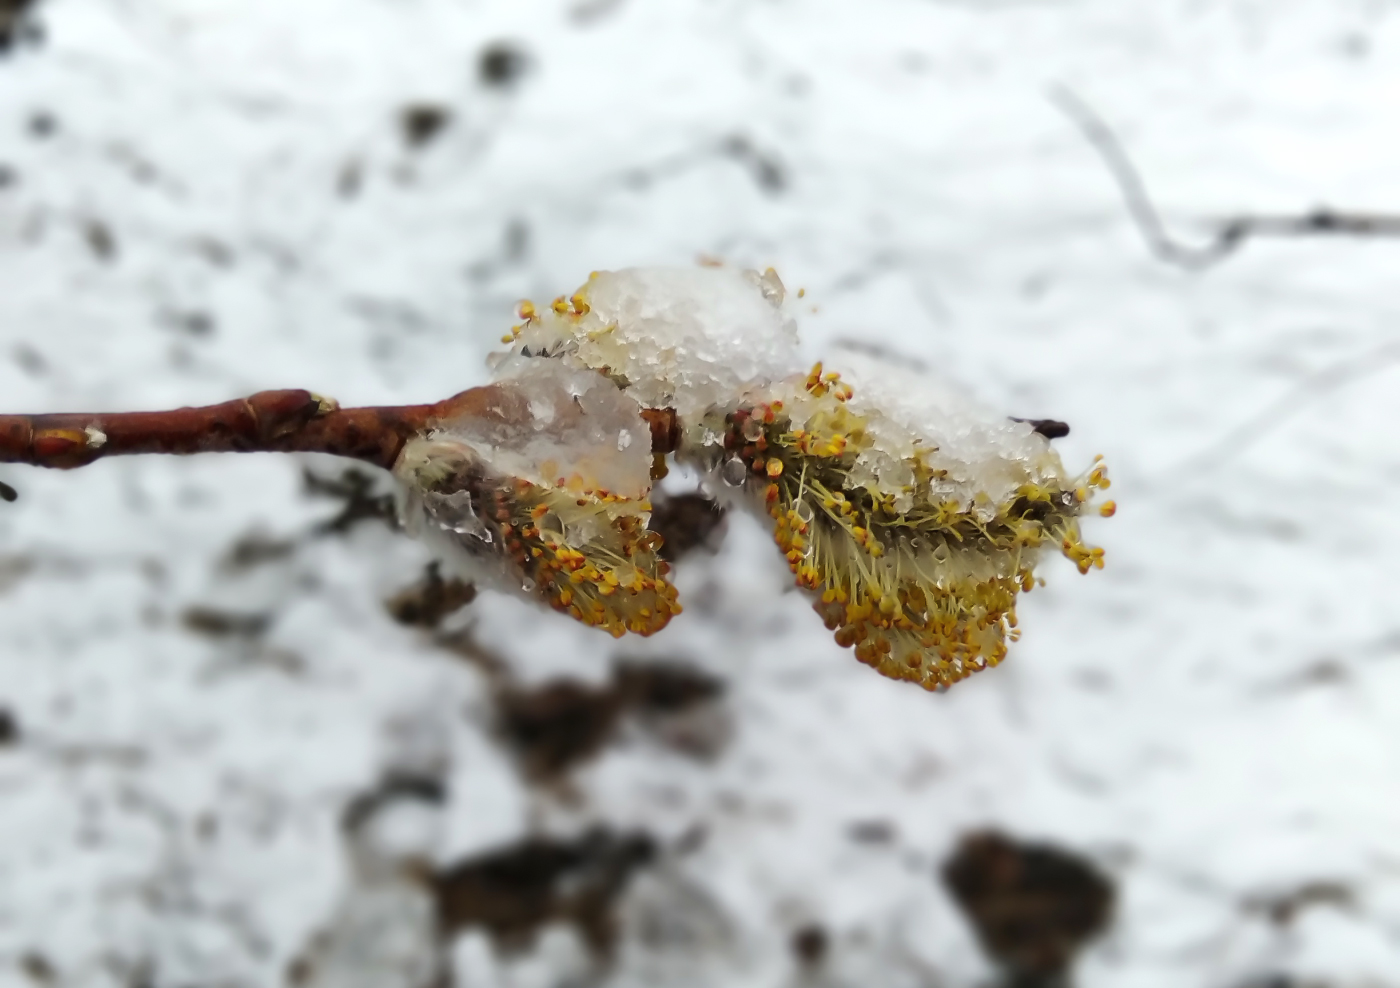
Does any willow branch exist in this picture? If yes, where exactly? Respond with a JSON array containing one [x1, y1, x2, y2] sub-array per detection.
[[0, 385, 1063, 510], [0, 387, 682, 472]]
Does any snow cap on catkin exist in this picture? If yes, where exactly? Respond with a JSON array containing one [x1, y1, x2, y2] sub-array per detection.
[[493, 265, 803, 420]]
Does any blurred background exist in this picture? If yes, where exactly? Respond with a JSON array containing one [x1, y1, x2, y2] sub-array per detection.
[[3, 2, 1400, 986]]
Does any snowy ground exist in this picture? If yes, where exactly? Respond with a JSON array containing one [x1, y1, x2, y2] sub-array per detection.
[[4, 1, 1400, 986]]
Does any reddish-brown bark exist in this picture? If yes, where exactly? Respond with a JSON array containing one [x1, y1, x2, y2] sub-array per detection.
[[0, 388, 681, 472]]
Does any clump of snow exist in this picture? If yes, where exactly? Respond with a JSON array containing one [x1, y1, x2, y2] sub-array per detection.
[[835, 350, 1069, 515], [495, 266, 803, 420]]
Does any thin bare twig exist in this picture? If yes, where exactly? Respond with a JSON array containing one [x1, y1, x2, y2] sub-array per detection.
[[1049, 85, 1400, 270], [1177, 338, 1400, 473], [0, 387, 681, 473]]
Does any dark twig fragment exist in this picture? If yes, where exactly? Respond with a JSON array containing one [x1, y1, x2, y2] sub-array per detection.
[[1012, 418, 1071, 440]]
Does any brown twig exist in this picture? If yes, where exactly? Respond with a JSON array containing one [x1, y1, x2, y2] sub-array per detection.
[[0, 387, 1062, 510], [1050, 85, 1400, 271], [0, 387, 682, 473]]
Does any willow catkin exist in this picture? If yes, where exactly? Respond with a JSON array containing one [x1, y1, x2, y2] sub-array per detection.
[[395, 265, 1109, 688]]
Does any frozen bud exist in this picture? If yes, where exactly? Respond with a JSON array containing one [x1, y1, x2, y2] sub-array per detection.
[[692, 354, 1109, 691], [494, 266, 802, 420], [394, 362, 679, 638]]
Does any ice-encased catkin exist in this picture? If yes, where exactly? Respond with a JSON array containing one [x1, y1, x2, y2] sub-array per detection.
[[395, 360, 679, 638]]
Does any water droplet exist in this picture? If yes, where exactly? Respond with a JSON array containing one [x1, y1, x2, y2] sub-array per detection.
[[721, 457, 747, 486], [757, 267, 786, 306]]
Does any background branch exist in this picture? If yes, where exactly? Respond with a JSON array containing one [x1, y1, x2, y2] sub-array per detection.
[[1050, 85, 1400, 271]]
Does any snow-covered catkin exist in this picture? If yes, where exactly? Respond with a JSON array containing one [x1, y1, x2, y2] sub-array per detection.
[[690, 357, 1111, 691], [397, 265, 1109, 687]]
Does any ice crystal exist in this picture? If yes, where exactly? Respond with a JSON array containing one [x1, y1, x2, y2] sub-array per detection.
[[460, 358, 653, 501]]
